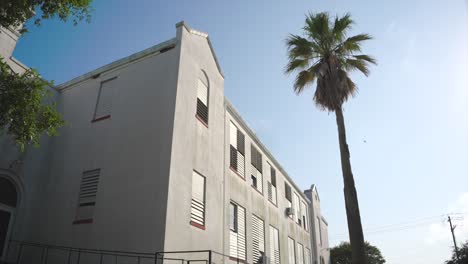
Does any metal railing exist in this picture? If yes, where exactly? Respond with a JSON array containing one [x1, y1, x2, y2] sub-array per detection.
[[6, 240, 156, 264], [5, 240, 263, 264]]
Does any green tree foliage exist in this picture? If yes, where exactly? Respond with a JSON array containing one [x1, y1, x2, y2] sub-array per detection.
[[0, 0, 92, 33], [0, 59, 64, 151], [331, 242, 385, 264], [285, 13, 376, 264], [446, 241, 468, 264]]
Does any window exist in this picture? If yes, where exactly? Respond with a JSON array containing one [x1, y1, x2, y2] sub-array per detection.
[[301, 201, 309, 231], [297, 243, 304, 264], [293, 193, 300, 224], [230, 202, 246, 261], [230, 203, 237, 232], [93, 78, 115, 121], [190, 171, 205, 229], [269, 226, 280, 264], [230, 122, 245, 177], [305, 248, 311, 264], [75, 169, 100, 223], [316, 216, 322, 246], [196, 77, 209, 125], [285, 183, 292, 218], [252, 215, 265, 264], [251, 145, 263, 193], [288, 237, 295, 264], [267, 163, 277, 205]]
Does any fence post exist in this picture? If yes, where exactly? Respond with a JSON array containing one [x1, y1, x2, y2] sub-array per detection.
[[41, 247, 45, 264], [77, 250, 81, 264], [137, 256, 140, 264], [44, 247, 49, 264], [100, 253, 103, 264], [208, 250, 212, 264], [16, 243, 23, 264], [67, 249, 72, 264]]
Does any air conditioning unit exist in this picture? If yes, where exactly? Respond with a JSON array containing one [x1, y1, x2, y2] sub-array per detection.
[[286, 207, 295, 216]]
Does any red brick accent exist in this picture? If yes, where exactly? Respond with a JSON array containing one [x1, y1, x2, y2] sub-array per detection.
[[91, 115, 111, 123], [73, 218, 93, 225], [190, 221, 206, 230], [195, 114, 208, 127]]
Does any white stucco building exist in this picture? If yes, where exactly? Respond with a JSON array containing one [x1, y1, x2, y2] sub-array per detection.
[[0, 22, 330, 264]]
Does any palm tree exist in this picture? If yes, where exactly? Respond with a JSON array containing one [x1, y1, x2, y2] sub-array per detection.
[[285, 12, 376, 264]]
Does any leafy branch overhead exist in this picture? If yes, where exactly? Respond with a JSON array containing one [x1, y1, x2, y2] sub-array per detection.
[[0, 0, 93, 33], [0, 59, 64, 151]]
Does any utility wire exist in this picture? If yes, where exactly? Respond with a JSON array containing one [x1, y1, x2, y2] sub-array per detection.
[[330, 212, 465, 239]]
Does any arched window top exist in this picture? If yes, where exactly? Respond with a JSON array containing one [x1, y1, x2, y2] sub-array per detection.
[[199, 70, 209, 88], [0, 177, 17, 207]]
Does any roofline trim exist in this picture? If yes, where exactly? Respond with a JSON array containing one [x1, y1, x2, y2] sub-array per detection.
[[55, 38, 177, 91], [225, 98, 309, 202]]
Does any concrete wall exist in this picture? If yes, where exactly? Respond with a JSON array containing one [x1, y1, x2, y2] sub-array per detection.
[[225, 108, 312, 264], [305, 186, 330, 264], [8, 39, 181, 254], [163, 22, 226, 257], [0, 27, 19, 60]]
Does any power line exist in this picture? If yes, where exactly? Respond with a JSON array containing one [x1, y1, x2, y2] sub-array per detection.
[[330, 212, 465, 239]]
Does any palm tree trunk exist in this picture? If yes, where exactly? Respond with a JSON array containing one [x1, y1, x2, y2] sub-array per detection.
[[335, 107, 366, 264]]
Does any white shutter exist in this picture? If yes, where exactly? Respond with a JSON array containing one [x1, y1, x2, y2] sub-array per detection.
[[230, 203, 246, 261], [197, 79, 208, 105], [301, 201, 308, 230], [305, 248, 311, 264], [288, 237, 295, 264], [269, 226, 280, 264], [252, 215, 265, 263], [293, 193, 300, 223], [237, 205, 246, 260], [297, 243, 304, 264], [191, 171, 205, 226], [237, 152, 245, 177], [257, 169, 263, 193], [95, 79, 114, 119], [230, 122, 237, 148]]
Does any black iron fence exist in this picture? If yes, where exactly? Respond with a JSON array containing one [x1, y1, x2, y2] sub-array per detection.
[[3, 241, 248, 264]]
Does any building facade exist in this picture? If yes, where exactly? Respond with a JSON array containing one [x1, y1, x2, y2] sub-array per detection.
[[0, 22, 330, 264]]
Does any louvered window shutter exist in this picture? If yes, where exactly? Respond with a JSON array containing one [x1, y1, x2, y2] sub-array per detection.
[[305, 249, 311, 264], [230, 145, 238, 171], [94, 79, 114, 119], [252, 215, 265, 264], [76, 169, 100, 220], [196, 79, 209, 123], [297, 244, 304, 264], [269, 226, 280, 264], [191, 171, 205, 226], [230, 122, 245, 177], [288, 237, 295, 264], [229, 203, 246, 260]]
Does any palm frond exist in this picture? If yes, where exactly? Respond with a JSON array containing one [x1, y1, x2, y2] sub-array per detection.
[[332, 13, 353, 42], [304, 12, 330, 44], [344, 59, 370, 76], [352, 54, 377, 65], [285, 58, 309, 74], [335, 34, 373, 55], [294, 69, 316, 94], [286, 34, 314, 59]]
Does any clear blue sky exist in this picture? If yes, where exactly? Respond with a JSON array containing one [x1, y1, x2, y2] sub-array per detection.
[[14, 0, 468, 263]]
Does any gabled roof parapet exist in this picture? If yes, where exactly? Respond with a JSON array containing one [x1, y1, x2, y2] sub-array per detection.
[[176, 21, 224, 78]]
